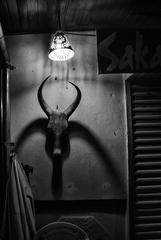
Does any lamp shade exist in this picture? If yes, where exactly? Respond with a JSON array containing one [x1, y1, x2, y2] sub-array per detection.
[[48, 31, 74, 61]]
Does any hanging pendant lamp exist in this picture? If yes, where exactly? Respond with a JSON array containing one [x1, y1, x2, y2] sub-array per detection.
[[48, 30, 74, 61], [48, 0, 74, 61]]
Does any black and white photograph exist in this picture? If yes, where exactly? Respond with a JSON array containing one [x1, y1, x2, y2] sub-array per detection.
[[0, 1, 161, 239]]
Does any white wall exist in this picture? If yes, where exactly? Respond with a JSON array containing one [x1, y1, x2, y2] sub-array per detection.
[[6, 31, 127, 201]]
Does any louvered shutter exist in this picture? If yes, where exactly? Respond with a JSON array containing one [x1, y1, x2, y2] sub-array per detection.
[[126, 76, 161, 240]]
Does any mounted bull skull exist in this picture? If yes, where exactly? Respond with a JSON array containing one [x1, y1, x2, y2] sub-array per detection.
[[38, 76, 81, 157]]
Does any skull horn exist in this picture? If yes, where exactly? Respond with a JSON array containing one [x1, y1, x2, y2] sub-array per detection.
[[64, 81, 81, 119], [37, 76, 54, 117]]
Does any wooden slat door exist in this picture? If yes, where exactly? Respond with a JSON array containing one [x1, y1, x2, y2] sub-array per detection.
[[126, 75, 161, 240]]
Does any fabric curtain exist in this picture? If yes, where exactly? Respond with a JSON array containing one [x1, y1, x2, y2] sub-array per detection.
[[0, 155, 36, 240]]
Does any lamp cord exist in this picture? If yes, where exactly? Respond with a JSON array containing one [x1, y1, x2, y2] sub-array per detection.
[[57, 0, 62, 30]]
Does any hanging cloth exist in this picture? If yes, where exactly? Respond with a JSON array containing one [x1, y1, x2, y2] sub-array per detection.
[[0, 154, 36, 240]]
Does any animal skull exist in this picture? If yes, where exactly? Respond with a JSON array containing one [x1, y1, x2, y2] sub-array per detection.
[[37, 76, 81, 157]]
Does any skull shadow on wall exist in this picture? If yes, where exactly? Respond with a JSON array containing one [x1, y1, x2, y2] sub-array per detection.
[[15, 76, 120, 199]]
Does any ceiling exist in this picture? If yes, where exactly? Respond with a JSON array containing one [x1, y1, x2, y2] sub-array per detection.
[[0, 0, 161, 35]]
